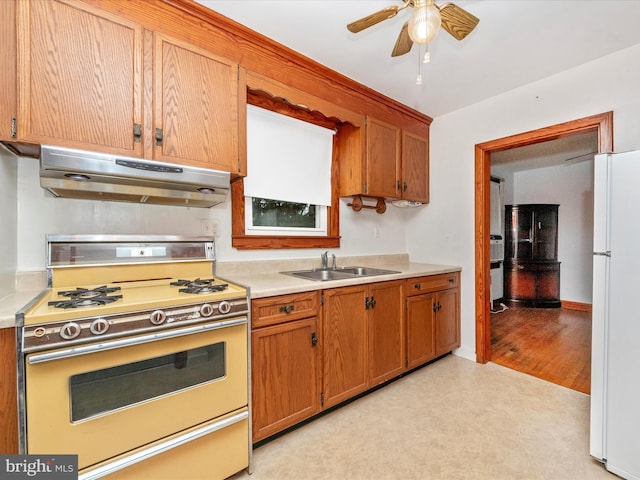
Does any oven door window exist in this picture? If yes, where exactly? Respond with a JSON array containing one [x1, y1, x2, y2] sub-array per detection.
[[70, 342, 225, 422]]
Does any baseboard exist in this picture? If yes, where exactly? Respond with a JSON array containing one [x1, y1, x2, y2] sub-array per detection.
[[561, 300, 592, 312]]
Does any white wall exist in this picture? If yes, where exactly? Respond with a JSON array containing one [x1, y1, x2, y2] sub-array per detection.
[[15, 157, 408, 271], [513, 161, 594, 303], [9, 43, 640, 362], [0, 148, 18, 296], [407, 44, 640, 361]]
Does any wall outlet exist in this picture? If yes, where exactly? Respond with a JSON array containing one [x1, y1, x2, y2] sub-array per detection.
[[374, 227, 381, 239], [201, 219, 219, 238]]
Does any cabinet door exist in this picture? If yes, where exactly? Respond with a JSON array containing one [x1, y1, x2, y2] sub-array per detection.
[[533, 207, 559, 260], [406, 293, 436, 369], [251, 318, 320, 442], [323, 285, 368, 408], [0, 1, 16, 142], [401, 131, 429, 203], [0, 327, 18, 453], [365, 118, 400, 198], [17, 0, 143, 155], [368, 281, 404, 385], [153, 33, 242, 173], [514, 206, 534, 259], [434, 288, 461, 356]]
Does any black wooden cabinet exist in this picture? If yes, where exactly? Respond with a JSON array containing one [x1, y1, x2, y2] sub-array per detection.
[[504, 204, 560, 308]]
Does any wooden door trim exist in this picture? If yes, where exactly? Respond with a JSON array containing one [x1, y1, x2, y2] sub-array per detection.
[[474, 111, 613, 364]]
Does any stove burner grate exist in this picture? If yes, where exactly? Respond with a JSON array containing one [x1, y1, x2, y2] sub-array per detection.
[[170, 278, 228, 294], [49, 285, 123, 309], [49, 295, 123, 309]]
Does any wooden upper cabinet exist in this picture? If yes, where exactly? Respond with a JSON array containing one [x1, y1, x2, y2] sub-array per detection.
[[337, 117, 429, 203], [365, 117, 401, 198], [401, 131, 429, 204], [0, 0, 17, 142], [152, 34, 244, 173], [15, 0, 143, 156], [4, 1, 245, 174]]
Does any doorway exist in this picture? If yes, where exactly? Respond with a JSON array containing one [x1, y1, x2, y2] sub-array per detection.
[[473, 112, 614, 365]]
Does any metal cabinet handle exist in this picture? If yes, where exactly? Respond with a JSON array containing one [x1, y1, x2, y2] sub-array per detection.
[[133, 123, 142, 143], [414, 283, 421, 290], [279, 304, 294, 314], [311, 331, 318, 346], [155, 127, 163, 146]]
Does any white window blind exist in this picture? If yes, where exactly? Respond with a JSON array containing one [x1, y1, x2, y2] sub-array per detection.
[[245, 104, 334, 206]]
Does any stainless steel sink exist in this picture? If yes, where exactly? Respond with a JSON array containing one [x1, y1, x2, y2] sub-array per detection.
[[335, 266, 400, 276], [281, 266, 400, 282]]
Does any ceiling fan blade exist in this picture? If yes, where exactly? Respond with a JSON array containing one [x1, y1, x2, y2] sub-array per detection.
[[347, 5, 402, 33], [391, 22, 413, 57], [438, 2, 480, 41]]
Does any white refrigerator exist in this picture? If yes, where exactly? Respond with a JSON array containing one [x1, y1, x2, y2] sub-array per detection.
[[591, 151, 640, 480]]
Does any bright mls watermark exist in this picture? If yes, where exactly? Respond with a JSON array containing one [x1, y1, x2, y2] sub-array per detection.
[[0, 455, 77, 480]]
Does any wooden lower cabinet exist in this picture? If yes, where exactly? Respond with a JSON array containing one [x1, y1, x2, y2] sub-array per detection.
[[322, 285, 369, 408], [250, 274, 459, 442], [0, 327, 18, 454], [434, 287, 461, 356], [406, 293, 436, 368], [368, 281, 405, 385], [406, 272, 460, 368], [251, 292, 321, 443], [323, 281, 404, 409]]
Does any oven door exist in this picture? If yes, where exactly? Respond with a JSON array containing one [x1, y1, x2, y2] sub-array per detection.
[[25, 318, 248, 470]]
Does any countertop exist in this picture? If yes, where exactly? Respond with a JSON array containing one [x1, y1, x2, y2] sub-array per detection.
[[0, 290, 45, 329], [0, 256, 461, 328], [228, 261, 461, 299]]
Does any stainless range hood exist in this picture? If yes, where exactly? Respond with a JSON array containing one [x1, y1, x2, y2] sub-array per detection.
[[40, 145, 230, 208]]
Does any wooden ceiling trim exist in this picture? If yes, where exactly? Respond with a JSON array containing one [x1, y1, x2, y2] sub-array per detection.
[[83, 0, 431, 132], [246, 71, 363, 127]]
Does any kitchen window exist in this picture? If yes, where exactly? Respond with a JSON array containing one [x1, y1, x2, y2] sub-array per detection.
[[243, 105, 332, 238], [232, 91, 348, 249], [246, 198, 326, 236]]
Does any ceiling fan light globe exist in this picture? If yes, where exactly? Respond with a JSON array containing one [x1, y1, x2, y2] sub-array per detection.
[[408, 4, 441, 44]]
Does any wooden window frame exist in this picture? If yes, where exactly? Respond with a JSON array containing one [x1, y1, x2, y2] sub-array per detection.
[[231, 89, 344, 250]]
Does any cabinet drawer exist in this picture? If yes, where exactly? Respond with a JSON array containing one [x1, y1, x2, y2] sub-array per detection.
[[251, 291, 320, 328], [406, 272, 459, 296]]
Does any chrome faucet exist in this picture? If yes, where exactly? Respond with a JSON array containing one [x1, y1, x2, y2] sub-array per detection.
[[331, 254, 337, 269], [321, 251, 328, 269]]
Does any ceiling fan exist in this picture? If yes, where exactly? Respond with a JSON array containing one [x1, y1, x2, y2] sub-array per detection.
[[347, 0, 479, 57]]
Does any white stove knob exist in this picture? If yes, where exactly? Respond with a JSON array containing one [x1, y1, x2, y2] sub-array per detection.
[[218, 301, 232, 315], [200, 303, 214, 317], [60, 322, 81, 340], [90, 318, 110, 335], [150, 310, 167, 325]]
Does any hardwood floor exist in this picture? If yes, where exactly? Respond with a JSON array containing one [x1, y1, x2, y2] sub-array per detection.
[[490, 304, 592, 394]]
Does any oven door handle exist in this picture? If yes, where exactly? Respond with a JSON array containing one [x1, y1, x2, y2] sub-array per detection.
[[77, 409, 249, 480], [27, 316, 248, 364]]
